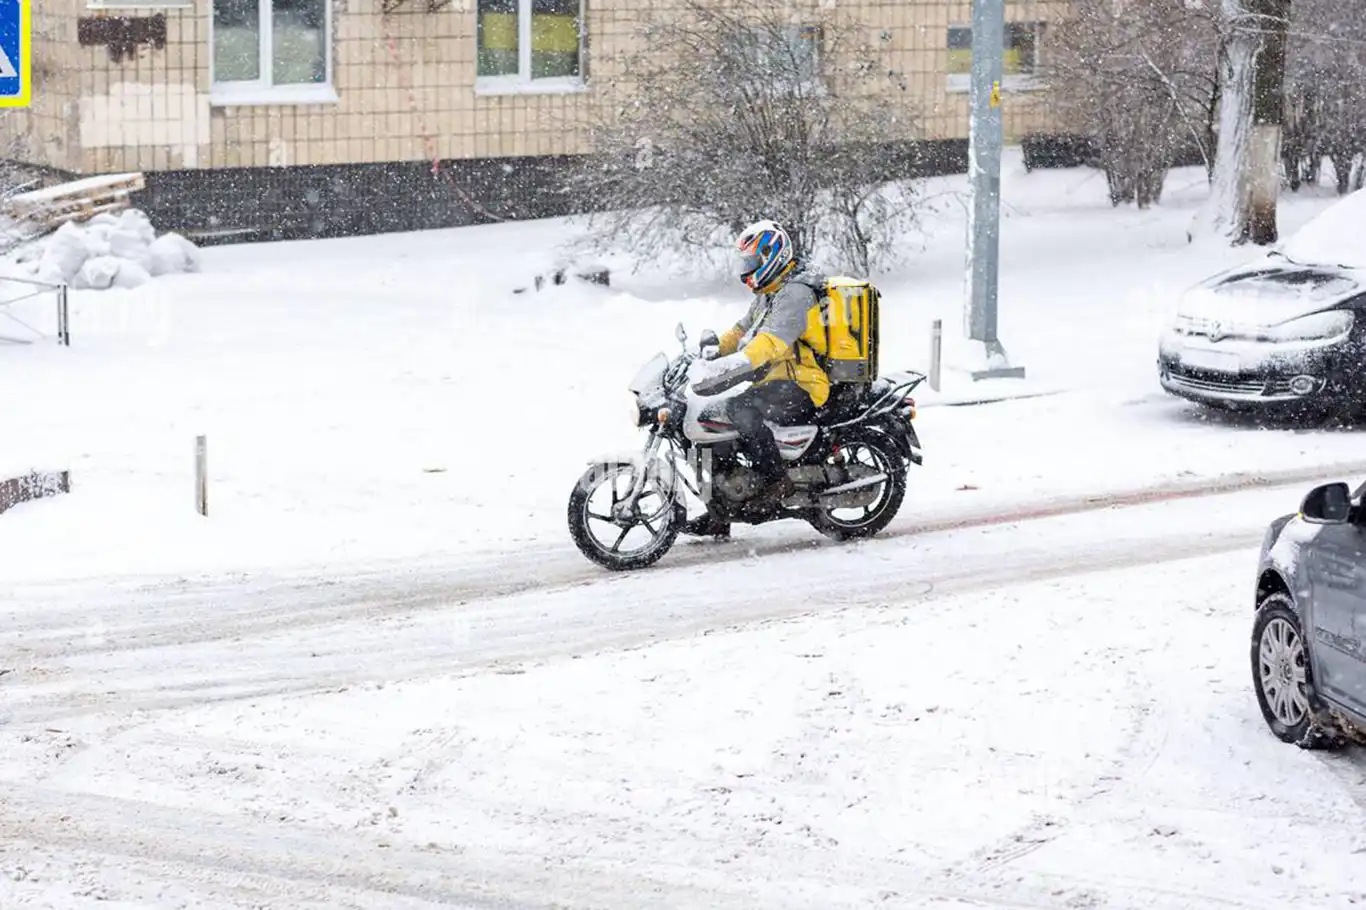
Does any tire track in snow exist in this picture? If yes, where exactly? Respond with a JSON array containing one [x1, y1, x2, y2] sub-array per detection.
[[6, 454, 1347, 664], [930, 582, 1348, 910], [0, 545, 1301, 910], [0, 783, 666, 910], [4, 527, 1265, 727], [944, 619, 1182, 885], [0, 778, 1289, 910], [0, 780, 1079, 910], [1, 514, 1339, 910]]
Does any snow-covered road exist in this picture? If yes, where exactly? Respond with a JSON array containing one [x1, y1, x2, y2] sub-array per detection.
[[5, 478, 1366, 909], [0, 469, 1337, 724]]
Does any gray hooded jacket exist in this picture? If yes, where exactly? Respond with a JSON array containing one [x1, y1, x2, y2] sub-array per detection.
[[692, 265, 828, 396]]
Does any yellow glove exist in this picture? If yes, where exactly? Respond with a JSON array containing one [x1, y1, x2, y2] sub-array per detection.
[[718, 326, 744, 356]]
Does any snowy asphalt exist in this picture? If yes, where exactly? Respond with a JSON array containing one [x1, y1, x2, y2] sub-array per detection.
[[4, 474, 1366, 908]]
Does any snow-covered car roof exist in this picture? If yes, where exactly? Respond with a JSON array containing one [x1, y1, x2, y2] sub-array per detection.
[[1278, 188, 1366, 271]]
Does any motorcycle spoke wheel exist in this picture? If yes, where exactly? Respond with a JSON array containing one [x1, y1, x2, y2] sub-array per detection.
[[808, 433, 906, 542], [825, 442, 893, 525], [569, 461, 680, 570]]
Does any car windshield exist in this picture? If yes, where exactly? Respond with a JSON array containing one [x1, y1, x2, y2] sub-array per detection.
[[1276, 188, 1366, 270]]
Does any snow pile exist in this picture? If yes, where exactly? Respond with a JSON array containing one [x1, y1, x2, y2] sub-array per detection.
[[9, 209, 202, 290]]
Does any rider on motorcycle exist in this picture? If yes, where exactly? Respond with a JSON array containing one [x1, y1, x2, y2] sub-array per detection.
[[687, 219, 830, 537]]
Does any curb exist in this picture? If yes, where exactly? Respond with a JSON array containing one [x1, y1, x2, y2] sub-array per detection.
[[895, 458, 1366, 539], [917, 389, 1069, 408], [0, 470, 71, 517], [668, 459, 1366, 574]]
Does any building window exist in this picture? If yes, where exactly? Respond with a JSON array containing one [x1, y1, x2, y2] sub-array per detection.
[[946, 22, 1043, 93], [755, 24, 821, 93], [211, 0, 336, 105], [476, 0, 584, 94]]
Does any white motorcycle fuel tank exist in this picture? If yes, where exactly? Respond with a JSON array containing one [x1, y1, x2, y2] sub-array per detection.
[[679, 359, 820, 461]]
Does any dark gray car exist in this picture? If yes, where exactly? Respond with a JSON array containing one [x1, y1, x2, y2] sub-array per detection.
[[1158, 187, 1366, 418], [1253, 479, 1366, 749]]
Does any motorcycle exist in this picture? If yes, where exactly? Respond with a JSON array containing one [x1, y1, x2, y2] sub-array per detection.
[[567, 323, 925, 571]]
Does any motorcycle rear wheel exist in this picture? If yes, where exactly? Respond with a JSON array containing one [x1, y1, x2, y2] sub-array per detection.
[[807, 431, 906, 541], [568, 460, 681, 571]]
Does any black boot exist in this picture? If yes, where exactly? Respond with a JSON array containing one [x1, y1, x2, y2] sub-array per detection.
[[744, 427, 795, 511], [682, 512, 732, 538], [747, 473, 796, 511]]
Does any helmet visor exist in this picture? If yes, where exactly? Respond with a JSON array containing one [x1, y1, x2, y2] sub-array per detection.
[[736, 249, 763, 278]]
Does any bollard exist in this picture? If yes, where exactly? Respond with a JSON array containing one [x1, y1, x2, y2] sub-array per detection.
[[57, 284, 70, 346], [929, 318, 943, 391], [195, 435, 207, 516]]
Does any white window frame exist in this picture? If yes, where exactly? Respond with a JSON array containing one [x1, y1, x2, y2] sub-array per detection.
[[85, 1, 194, 8], [209, 0, 338, 107], [474, 0, 587, 97], [945, 22, 1045, 94]]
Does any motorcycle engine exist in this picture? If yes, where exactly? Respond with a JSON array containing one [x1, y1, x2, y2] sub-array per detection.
[[713, 467, 766, 502]]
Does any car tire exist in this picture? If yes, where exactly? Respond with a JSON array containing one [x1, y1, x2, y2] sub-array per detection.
[[1251, 593, 1342, 749]]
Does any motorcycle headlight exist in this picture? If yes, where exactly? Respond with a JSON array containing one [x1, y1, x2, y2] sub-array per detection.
[[628, 391, 645, 427]]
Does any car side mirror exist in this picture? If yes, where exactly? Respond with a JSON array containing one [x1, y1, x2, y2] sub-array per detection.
[[1301, 482, 1353, 524]]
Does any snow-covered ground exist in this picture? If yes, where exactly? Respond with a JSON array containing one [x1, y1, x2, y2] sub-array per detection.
[[4, 153, 1366, 908], [5, 483, 1366, 909], [0, 152, 1360, 583]]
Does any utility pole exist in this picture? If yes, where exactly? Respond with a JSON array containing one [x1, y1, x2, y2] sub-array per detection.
[[965, 0, 1025, 381]]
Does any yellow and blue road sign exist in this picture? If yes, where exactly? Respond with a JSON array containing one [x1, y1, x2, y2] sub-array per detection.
[[0, 0, 31, 108]]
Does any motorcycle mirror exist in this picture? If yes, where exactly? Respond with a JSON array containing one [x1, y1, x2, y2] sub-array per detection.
[[700, 329, 719, 347], [675, 322, 688, 345]]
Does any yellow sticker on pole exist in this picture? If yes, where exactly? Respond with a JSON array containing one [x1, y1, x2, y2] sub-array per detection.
[[990, 80, 1001, 108]]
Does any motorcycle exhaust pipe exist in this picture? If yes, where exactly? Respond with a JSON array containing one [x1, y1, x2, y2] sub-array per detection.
[[819, 473, 888, 498]]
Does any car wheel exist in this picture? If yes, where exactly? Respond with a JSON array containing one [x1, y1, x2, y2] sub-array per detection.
[[1251, 593, 1326, 746]]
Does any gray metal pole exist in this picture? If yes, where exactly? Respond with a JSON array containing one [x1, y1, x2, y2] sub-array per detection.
[[195, 434, 207, 516], [929, 318, 943, 391], [57, 284, 69, 346], [965, 0, 1024, 381]]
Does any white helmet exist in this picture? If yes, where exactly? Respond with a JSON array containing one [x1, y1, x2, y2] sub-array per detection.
[[735, 220, 794, 292]]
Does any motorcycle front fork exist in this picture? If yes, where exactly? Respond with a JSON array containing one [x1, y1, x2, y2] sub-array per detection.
[[611, 431, 664, 521], [611, 431, 718, 524]]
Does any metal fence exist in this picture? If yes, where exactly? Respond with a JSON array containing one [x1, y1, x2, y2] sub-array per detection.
[[0, 276, 69, 347]]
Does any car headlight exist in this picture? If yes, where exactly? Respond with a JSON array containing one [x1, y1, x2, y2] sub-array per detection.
[[1168, 314, 1198, 336], [1240, 310, 1354, 343]]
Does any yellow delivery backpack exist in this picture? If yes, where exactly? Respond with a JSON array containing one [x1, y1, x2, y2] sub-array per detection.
[[799, 275, 881, 385]]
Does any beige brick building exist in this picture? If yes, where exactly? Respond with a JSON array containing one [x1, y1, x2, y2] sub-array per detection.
[[3, 0, 1066, 241]]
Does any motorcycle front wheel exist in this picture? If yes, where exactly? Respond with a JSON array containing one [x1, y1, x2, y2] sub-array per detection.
[[568, 460, 682, 571]]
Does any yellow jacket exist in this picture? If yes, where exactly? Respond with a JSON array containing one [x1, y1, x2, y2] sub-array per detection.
[[717, 267, 830, 408]]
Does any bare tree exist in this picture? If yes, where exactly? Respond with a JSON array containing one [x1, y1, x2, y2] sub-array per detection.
[[561, 0, 922, 277], [1245, 0, 1292, 242], [1194, 0, 1292, 245], [0, 135, 43, 255], [1046, 0, 1221, 209], [1282, 5, 1366, 194]]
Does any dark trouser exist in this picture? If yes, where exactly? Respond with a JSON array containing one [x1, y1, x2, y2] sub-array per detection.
[[725, 381, 815, 483]]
